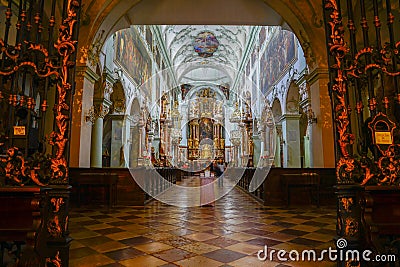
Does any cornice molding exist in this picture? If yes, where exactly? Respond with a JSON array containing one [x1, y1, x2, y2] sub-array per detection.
[[307, 68, 329, 85], [76, 66, 101, 84]]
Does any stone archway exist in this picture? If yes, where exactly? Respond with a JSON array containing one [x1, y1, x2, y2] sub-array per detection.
[[78, 0, 326, 70], [71, 0, 335, 169]]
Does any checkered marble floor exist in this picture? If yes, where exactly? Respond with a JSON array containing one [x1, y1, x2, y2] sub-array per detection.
[[69, 178, 337, 267]]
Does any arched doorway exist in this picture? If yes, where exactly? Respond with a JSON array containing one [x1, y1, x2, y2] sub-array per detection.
[[72, 0, 335, 170]]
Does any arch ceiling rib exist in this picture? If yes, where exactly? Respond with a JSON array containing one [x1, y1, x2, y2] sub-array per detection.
[[157, 25, 256, 88]]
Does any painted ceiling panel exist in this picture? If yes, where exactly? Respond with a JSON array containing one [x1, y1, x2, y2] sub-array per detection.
[[161, 25, 253, 86]]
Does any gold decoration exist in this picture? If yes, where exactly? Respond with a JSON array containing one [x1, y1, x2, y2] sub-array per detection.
[[0, 0, 80, 185], [345, 217, 358, 237], [47, 215, 62, 238], [325, 0, 400, 186], [46, 251, 62, 267], [51, 198, 65, 213], [196, 87, 215, 98], [340, 197, 353, 212]]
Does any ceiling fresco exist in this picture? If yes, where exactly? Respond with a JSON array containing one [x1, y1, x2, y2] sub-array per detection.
[[161, 25, 254, 88]]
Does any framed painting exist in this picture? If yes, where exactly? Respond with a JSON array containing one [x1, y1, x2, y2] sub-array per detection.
[[260, 28, 297, 94], [115, 27, 152, 85]]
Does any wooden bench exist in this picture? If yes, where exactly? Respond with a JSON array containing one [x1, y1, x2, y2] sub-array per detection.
[[0, 187, 51, 266], [72, 173, 118, 209], [281, 173, 320, 207], [360, 186, 400, 257]]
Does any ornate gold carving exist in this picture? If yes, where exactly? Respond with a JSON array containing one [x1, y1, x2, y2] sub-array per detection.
[[49, 0, 80, 182], [196, 87, 215, 98], [325, 0, 400, 187], [46, 251, 62, 267], [48, 215, 62, 238], [0, 147, 51, 186], [0, 39, 58, 77], [325, 1, 353, 160], [345, 217, 358, 237], [340, 197, 353, 212], [0, 0, 80, 185], [51, 198, 65, 213], [377, 146, 400, 185]]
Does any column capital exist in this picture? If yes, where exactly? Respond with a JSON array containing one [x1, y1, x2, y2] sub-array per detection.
[[86, 102, 110, 123]]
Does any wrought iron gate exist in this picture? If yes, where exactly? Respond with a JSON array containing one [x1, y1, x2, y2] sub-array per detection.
[[323, 0, 400, 266], [0, 0, 81, 265]]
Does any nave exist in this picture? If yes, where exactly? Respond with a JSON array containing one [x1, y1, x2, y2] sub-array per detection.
[[69, 178, 335, 267]]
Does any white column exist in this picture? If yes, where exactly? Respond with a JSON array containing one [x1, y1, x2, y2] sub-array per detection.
[[90, 116, 104, 168], [281, 114, 302, 168]]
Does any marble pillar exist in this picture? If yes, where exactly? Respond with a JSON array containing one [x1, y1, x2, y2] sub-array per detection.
[[90, 117, 104, 167], [281, 114, 302, 168], [89, 102, 110, 168]]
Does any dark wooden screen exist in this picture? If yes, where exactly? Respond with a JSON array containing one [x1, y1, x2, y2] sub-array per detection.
[[0, 0, 81, 265], [323, 0, 400, 266]]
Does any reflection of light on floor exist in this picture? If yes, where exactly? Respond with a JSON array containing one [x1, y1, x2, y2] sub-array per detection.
[[69, 187, 336, 267], [155, 176, 238, 207]]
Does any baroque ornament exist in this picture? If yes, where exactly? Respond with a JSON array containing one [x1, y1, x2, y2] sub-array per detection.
[[325, 0, 400, 185], [0, 0, 80, 185]]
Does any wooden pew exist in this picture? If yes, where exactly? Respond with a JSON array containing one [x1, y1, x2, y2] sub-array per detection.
[[281, 172, 320, 207], [71, 173, 118, 209], [0, 187, 51, 266], [360, 186, 400, 260], [69, 168, 147, 206]]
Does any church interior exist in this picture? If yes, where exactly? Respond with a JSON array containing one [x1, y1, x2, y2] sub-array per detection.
[[0, 0, 399, 266]]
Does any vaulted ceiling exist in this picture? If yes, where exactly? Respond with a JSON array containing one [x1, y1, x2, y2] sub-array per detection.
[[159, 25, 257, 89]]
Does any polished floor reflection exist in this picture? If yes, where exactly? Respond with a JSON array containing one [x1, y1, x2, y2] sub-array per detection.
[[69, 177, 336, 267]]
